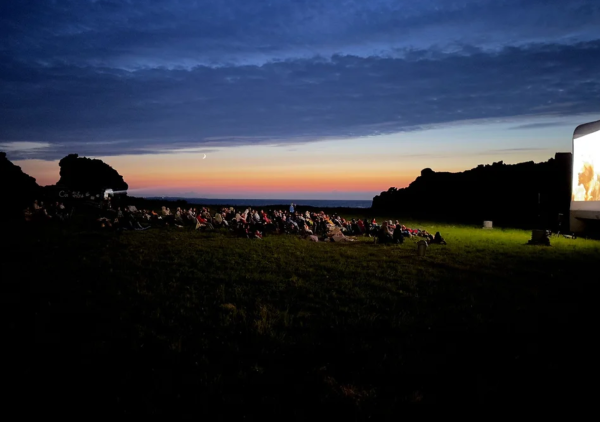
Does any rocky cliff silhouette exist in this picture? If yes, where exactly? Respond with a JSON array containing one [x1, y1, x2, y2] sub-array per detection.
[[57, 154, 128, 192], [372, 153, 572, 228], [0, 151, 41, 216]]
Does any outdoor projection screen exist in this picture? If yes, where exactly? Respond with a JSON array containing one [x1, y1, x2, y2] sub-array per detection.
[[571, 119, 600, 212]]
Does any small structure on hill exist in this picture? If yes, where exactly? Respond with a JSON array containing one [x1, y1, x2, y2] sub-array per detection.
[[417, 240, 428, 256]]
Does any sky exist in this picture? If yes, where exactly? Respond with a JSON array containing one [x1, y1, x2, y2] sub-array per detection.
[[1, 0, 599, 199]]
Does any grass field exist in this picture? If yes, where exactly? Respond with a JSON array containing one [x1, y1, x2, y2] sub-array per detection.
[[2, 210, 599, 415]]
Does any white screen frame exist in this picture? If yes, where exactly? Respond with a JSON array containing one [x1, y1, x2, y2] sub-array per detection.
[[571, 119, 600, 213]]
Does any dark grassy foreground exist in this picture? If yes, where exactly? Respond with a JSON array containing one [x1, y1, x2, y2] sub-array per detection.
[[2, 213, 599, 416]]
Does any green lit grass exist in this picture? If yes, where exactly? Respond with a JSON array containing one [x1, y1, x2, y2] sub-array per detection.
[[2, 213, 599, 414]]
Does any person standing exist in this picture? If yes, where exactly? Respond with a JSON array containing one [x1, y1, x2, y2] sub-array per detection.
[[289, 203, 295, 213]]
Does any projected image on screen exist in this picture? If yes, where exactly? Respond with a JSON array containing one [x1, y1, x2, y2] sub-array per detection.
[[572, 129, 600, 202]]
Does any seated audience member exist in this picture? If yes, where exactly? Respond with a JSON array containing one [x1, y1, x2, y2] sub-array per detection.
[[377, 221, 394, 244], [41, 207, 52, 220], [97, 216, 112, 229], [332, 215, 343, 227], [213, 212, 223, 227], [197, 213, 214, 230], [174, 208, 184, 224], [235, 212, 246, 224], [125, 210, 145, 230], [163, 210, 175, 225], [431, 231, 447, 245], [287, 217, 299, 232], [393, 224, 404, 244], [226, 208, 235, 220], [23, 207, 33, 222], [363, 218, 371, 236], [186, 209, 195, 223], [357, 219, 365, 234], [235, 222, 249, 238], [319, 218, 328, 235], [420, 229, 434, 243], [302, 223, 313, 235], [196, 213, 207, 226], [261, 210, 271, 224]]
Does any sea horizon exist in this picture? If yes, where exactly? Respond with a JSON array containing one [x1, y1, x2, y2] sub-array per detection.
[[143, 197, 373, 209]]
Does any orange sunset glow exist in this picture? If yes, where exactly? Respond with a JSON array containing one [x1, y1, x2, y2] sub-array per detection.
[[13, 117, 586, 200]]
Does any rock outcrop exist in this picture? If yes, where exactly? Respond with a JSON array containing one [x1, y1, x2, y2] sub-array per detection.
[[56, 154, 128, 192], [0, 151, 41, 215]]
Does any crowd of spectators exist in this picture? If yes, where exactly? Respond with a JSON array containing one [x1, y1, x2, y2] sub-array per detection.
[[24, 198, 447, 245], [23, 200, 72, 222]]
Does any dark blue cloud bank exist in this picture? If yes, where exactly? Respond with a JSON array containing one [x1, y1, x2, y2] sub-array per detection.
[[1, 0, 599, 159]]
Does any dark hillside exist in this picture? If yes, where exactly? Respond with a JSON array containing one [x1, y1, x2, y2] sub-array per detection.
[[372, 153, 572, 228]]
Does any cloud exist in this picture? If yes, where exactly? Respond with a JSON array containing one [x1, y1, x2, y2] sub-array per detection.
[[0, 1, 599, 160], [508, 122, 574, 130], [155, 147, 219, 154], [486, 147, 548, 152], [0, 142, 55, 159], [474, 147, 553, 156], [0, 141, 52, 152], [2, 1, 599, 69]]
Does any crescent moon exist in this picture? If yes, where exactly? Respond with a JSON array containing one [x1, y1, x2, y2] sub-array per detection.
[[203, 154, 207, 159]]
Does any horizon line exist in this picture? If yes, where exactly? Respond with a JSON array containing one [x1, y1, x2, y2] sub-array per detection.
[[141, 196, 373, 201]]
